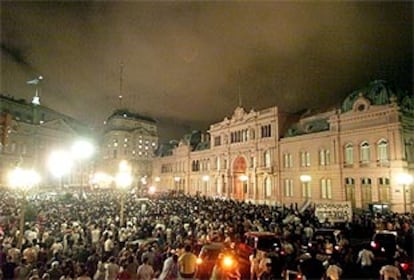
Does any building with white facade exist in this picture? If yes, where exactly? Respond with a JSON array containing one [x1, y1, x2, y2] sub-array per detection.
[[97, 109, 159, 189], [152, 81, 414, 212]]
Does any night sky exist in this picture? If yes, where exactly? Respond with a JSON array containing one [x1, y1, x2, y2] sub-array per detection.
[[1, 1, 412, 142]]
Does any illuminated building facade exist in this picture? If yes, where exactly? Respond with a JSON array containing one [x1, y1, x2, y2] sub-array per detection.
[[97, 109, 159, 189], [0, 94, 91, 187], [152, 81, 414, 212]]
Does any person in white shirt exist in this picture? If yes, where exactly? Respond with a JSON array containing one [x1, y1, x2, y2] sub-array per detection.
[[379, 261, 401, 280], [91, 225, 101, 247], [104, 236, 114, 260], [357, 246, 374, 278]]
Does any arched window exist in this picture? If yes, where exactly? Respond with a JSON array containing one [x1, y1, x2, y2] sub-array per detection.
[[377, 139, 389, 163], [360, 141, 370, 163], [264, 177, 272, 197], [345, 143, 353, 165], [264, 150, 271, 168]]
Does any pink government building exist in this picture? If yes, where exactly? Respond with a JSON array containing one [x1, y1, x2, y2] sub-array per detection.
[[152, 80, 414, 213]]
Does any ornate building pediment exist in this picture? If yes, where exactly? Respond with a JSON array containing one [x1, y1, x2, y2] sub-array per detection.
[[231, 106, 246, 122]]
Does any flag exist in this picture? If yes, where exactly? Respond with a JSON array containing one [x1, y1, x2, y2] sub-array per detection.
[[26, 78, 40, 85], [26, 76, 43, 85]]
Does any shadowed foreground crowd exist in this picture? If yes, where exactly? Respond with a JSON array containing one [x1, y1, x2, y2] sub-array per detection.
[[0, 189, 413, 280]]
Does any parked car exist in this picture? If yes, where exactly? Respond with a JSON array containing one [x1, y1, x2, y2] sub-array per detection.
[[370, 230, 398, 260], [237, 231, 284, 260]]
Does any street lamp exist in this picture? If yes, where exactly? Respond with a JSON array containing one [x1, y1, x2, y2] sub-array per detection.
[[116, 161, 132, 227], [47, 149, 73, 188], [397, 173, 413, 213], [300, 175, 312, 199], [8, 167, 41, 248], [71, 139, 94, 190]]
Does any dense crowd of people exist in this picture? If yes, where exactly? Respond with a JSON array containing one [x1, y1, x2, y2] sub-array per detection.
[[0, 188, 413, 280]]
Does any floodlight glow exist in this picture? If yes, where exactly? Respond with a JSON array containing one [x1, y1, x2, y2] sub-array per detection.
[[397, 173, 413, 185], [8, 168, 41, 190], [239, 174, 248, 182], [119, 160, 131, 173], [72, 139, 94, 160], [48, 150, 73, 178], [148, 186, 156, 194], [300, 175, 312, 183], [116, 172, 132, 189]]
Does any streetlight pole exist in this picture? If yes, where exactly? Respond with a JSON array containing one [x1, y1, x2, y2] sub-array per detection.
[[116, 161, 132, 227], [18, 192, 26, 249]]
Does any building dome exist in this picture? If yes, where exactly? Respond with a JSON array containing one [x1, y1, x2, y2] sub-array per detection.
[[341, 80, 401, 112]]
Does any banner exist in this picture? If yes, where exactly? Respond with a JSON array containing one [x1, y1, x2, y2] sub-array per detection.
[[315, 201, 352, 223]]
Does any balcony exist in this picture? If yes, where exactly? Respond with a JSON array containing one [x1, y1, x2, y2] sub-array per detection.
[[376, 160, 390, 167]]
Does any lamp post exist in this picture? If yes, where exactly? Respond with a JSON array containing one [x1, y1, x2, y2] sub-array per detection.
[[71, 139, 94, 191], [8, 167, 41, 249], [397, 173, 413, 213], [116, 161, 132, 227]]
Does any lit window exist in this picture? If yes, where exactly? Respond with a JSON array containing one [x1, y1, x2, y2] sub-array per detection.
[[321, 178, 332, 199], [360, 141, 370, 163], [345, 144, 353, 164], [319, 149, 330, 166], [264, 150, 271, 168], [300, 151, 310, 167], [264, 177, 272, 197], [302, 180, 311, 198], [284, 179, 294, 197], [377, 139, 388, 162]]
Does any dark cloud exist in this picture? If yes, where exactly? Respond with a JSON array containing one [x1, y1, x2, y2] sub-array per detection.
[[1, 1, 412, 142]]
